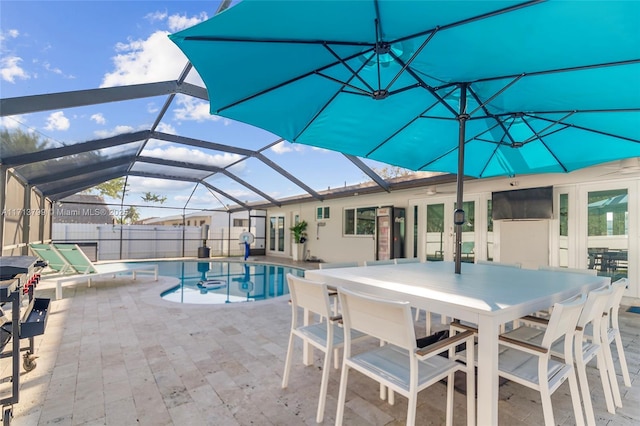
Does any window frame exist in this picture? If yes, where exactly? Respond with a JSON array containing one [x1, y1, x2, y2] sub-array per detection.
[[343, 206, 376, 236]]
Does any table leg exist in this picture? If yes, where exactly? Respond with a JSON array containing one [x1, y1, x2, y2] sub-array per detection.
[[477, 316, 499, 425]]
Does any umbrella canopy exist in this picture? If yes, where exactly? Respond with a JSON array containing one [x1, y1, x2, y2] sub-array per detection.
[[170, 0, 640, 272]]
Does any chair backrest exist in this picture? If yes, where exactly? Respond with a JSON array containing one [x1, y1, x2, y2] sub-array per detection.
[[29, 243, 72, 272], [286, 274, 332, 319], [394, 258, 421, 264], [577, 286, 612, 331], [53, 244, 97, 273], [604, 278, 628, 328], [461, 242, 474, 254], [538, 265, 597, 276], [476, 259, 521, 268], [318, 261, 359, 269], [364, 259, 395, 266], [541, 294, 586, 350], [338, 287, 415, 350]]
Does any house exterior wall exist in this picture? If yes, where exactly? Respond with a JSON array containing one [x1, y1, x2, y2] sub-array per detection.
[[265, 169, 639, 301]]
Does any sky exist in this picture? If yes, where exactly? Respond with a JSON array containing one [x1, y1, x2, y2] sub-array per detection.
[[0, 0, 394, 219]]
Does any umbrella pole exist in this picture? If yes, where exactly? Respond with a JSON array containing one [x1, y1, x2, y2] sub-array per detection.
[[455, 85, 469, 274]]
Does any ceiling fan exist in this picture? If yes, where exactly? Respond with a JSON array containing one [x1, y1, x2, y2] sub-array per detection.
[[415, 185, 457, 196]]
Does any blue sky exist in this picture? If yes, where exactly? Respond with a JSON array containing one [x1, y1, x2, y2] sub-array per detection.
[[1, 0, 395, 219]]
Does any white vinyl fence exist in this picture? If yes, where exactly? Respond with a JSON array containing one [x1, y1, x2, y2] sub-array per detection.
[[52, 224, 248, 261]]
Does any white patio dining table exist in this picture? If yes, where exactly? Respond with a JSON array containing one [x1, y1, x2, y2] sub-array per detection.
[[305, 261, 609, 425]]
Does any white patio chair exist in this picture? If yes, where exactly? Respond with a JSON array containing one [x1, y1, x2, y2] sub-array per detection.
[[318, 261, 359, 269], [497, 294, 586, 426], [394, 257, 421, 264], [538, 265, 598, 275], [476, 259, 522, 268], [527, 266, 597, 320], [586, 278, 631, 409], [510, 286, 616, 425], [281, 274, 366, 423], [363, 259, 395, 266], [335, 287, 476, 426]]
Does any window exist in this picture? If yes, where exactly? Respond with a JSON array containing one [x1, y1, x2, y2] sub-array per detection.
[[558, 193, 569, 267], [233, 218, 249, 227], [317, 206, 330, 220], [344, 207, 376, 235], [269, 216, 285, 252], [587, 189, 628, 279]]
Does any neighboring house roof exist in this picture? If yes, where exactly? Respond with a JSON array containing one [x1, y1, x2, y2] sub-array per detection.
[[54, 194, 115, 224]]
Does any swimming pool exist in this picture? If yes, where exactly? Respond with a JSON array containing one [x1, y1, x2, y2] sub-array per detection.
[[129, 260, 305, 304]]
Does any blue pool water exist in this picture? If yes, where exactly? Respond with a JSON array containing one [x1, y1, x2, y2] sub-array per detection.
[[129, 260, 304, 304]]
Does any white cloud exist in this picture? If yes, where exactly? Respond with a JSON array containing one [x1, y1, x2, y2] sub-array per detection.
[[100, 31, 187, 87], [44, 111, 70, 131], [100, 12, 208, 88], [42, 61, 74, 79], [0, 56, 29, 83], [0, 29, 19, 42], [145, 11, 168, 22], [167, 12, 208, 32], [147, 102, 159, 114], [143, 146, 243, 168], [155, 122, 177, 134], [271, 141, 303, 154], [173, 95, 222, 123], [90, 113, 106, 125], [128, 176, 193, 192], [0, 115, 26, 129], [93, 124, 137, 138]]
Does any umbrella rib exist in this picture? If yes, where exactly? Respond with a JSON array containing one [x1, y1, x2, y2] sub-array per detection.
[[520, 115, 569, 173], [467, 75, 524, 117], [477, 140, 508, 178], [364, 86, 461, 158], [392, 55, 459, 117], [467, 87, 516, 145], [532, 115, 640, 144], [182, 35, 372, 48], [294, 56, 373, 141], [417, 119, 506, 171], [322, 43, 375, 93], [471, 58, 640, 86], [364, 90, 458, 158], [217, 49, 375, 113], [506, 107, 640, 115], [315, 71, 373, 97], [384, 27, 440, 93], [520, 112, 575, 143]]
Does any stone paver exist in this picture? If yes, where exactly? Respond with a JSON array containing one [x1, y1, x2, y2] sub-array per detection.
[[2, 258, 639, 425]]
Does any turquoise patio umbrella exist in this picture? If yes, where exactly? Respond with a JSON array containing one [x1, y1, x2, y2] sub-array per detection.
[[170, 0, 640, 273]]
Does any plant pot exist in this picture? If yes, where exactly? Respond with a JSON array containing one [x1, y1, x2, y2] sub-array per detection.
[[292, 243, 303, 261]]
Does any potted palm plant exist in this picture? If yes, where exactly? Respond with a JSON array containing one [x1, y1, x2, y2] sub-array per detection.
[[289, 220, 308, 261]]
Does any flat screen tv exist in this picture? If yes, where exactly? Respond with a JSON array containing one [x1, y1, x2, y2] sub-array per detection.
[[491, 186, 553, 220]]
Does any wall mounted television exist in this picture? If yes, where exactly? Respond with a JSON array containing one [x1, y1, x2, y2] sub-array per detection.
[[491, 186, 553, 220]]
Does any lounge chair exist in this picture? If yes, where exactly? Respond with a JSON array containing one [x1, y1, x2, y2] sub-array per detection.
[[29, 243, 76, 274], [48, 244, 158, 299]]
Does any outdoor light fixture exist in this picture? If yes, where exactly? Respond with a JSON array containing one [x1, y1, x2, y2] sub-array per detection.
[[453, 208, 465, 226]]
